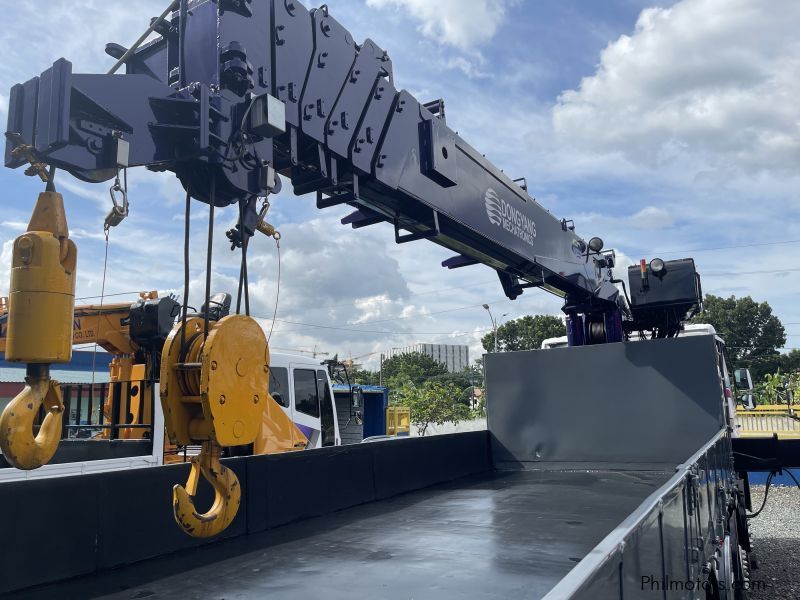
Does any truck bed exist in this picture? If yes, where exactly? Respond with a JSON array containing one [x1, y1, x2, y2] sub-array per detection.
[[18, 469, 671, 600], [1, 336, 733, 599]]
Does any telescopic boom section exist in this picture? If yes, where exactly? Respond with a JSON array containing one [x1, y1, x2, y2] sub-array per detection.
[[4, 0, 624, 343]]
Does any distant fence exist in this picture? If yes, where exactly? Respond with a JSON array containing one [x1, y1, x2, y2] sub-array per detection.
[[736, 406, 800, 439], [410, 418, 487, 437]]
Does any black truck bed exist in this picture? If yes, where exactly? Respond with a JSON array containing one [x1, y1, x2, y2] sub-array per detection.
[[1, 336, 731, 599], [20, 469, 671, 600]]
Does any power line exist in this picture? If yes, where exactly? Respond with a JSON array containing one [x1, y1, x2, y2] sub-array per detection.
[[74, 277, 500, 308], [76, 290, 150, 302], [653, 239, 800, 256], [703, 267, 800, 277], [267, 317, 494, 338], [307, 278, 499, 311], [73, 257, 800, 313], [316, 299, 514, 328], [69, 267, 799, 340]]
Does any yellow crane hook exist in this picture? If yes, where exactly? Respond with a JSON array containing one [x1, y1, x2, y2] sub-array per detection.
[[0, 190, 76, 470], [0, 368, 64, 469], [172, 441, 241, 538]]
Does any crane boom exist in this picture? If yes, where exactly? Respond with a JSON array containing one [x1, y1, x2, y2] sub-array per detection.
[[5, 0, 628, 343]]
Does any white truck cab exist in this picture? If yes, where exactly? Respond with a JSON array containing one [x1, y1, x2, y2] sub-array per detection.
[[267, 352, 341, 448]]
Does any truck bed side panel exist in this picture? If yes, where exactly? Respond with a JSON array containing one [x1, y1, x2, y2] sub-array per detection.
[[486, 335, 725, 470]]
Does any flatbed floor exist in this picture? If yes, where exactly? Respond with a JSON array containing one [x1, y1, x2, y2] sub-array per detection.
[[19, 469, 672, 600]]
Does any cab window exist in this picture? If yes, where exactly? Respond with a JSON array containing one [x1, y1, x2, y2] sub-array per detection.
[[294, 369, 320, 417], [269, 367, 290, 408]]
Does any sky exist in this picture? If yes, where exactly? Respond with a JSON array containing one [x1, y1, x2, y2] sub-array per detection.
[[0, 0, 798, 368]]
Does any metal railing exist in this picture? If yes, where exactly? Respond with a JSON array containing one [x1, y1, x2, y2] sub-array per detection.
[[735, 405, 800, 439], [37, 380, 155, 442]]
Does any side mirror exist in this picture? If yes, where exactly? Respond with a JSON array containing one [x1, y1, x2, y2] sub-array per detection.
[[352, 388, 363, 409], [734, 368, 753, 392], [742, 394, 755, 410]]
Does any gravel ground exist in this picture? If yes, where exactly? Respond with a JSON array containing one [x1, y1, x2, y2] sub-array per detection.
[[748, 484, 800, 599]]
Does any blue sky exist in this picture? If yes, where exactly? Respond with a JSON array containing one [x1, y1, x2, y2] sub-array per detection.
[[0, 0, 798, 367]]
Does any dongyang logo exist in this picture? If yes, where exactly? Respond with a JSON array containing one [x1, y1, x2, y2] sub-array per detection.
[[485, 188, 503, 226], [484, 188, 536, 246]]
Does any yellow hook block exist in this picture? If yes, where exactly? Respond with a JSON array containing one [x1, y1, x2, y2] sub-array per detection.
[[160, 314, 270, 538], [0, 190, 76, 470], [0, 371, 64, 469], [173, 442, 241, 538]]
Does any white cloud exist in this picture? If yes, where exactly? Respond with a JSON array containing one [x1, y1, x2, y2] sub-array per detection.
[[628, 206, 675, 230], [2, 0, 797, 362], [0, 240, 13, 297], [1, 221, 26, 232], [444, 56, 490, 79], [553, 0, 800, 176], [365, 0, 514, 50]]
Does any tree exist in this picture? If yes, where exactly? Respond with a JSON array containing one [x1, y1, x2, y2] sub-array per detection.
[[481, 314, 565, 353], [748, 352, 800, 384], [380, 352, 447, 386], [782, 350, 800, 373], [755, 371, 799, 406], [691, 294, 786, 380], [348, 368, 380, 386], [394, 381, 471, 436]]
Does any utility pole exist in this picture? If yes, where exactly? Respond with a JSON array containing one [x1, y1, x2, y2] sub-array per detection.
[[482, 304, 498, 352], [482, 306, 507, 353]]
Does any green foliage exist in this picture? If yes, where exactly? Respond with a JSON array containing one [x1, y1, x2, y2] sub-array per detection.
[[461, 364, 484, 386], [348, 368, 380, 386], [481, 314, 565, 353], [471, 392, 487, 419], [747, 351, 800, 383], [755, 371, 800, 405], [381, 352, 448, 385], [691, 295, 786, 379], [394, 381, 471, 436], [346, 353, 486, 418]]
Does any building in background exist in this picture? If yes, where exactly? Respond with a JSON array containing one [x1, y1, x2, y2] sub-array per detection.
[[387, 344, 469, 373]]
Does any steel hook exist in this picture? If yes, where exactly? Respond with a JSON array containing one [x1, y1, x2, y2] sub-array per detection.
[[0, 374, 64, 470], [172, 441, 241, 538]]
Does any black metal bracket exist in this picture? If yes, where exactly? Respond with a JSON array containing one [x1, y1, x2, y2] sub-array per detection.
[[422, 98, 446, 123], [316, 175, 359, 209], [317, 190, 354, 209], [497, 271, 523, 300], [442, 254, 479, 269], [394, 210, 439, 244], [342, 207, 384, 229]]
